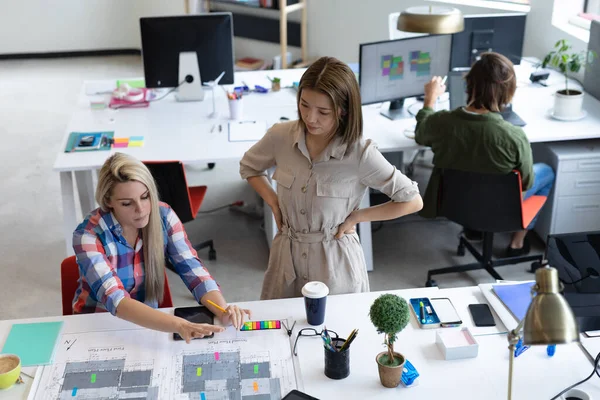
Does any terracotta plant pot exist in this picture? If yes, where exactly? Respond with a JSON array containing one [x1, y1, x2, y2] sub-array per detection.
[[376, 351, 405, 388]]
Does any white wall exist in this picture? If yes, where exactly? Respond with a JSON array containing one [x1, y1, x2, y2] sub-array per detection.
[[0, 0, 505, 61], [0, 0, 183, 54], [523, 0, 588, 61]]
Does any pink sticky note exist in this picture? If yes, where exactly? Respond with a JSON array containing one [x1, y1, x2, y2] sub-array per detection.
[[113, 142, 128, 148], [214, 352, 220, 361]]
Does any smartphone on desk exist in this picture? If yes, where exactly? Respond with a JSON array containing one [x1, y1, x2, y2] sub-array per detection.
[[173, 306, 215, 341], [468, 304, 496, 327]]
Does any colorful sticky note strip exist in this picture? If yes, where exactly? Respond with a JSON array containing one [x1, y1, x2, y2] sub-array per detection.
[[90, 373, 96, 383], [254, 364, 259, 374], [214, 352, 220, 361], [197, 367, 202, 377]]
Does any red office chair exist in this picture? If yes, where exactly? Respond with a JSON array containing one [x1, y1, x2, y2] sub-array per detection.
[[425, 169, 548, 287], [61, 256, 174, 315], [143, 161, 216, 260]]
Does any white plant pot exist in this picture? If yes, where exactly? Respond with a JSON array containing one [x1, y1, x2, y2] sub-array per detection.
[[553, 89, 584, 119]]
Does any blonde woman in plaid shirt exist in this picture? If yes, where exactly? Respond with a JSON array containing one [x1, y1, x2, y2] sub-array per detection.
[[73, 153, 250, 342]]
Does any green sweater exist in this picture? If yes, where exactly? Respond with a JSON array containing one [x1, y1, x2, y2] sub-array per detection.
[[415, 107, 533, 218]]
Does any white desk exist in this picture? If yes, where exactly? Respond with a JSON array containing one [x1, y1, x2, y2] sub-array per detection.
[[54, 63, 600, 270], [2, 286, 599, 400]]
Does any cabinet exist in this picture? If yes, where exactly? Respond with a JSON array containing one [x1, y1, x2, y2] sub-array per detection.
[[532, 140, 600, 242]]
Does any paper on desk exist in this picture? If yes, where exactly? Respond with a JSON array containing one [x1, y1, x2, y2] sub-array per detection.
[[228, 121, 267, 142], [479, 283, 528, 331]]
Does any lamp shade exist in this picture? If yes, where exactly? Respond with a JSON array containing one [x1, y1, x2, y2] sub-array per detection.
[[397, 6, 464, 34], [523, 267, 579, 345]]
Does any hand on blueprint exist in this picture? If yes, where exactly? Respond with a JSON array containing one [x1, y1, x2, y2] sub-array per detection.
[[221, 305, 252, 331], [177, 320, 225, 344]]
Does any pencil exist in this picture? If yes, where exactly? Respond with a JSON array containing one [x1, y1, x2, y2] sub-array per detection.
[[441, 75, 448, 85], [206, 299, 228, 314]]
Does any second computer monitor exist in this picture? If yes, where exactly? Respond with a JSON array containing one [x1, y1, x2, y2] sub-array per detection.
[[450, 13, 526, 69], [359, 35, 452, 120]]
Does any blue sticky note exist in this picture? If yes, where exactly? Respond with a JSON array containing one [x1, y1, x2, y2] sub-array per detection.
[[1, 322, 64, 366], [129, 136, 144, 142]]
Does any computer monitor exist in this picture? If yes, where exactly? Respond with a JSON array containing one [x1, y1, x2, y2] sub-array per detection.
[[359, 35, 452, 120], [140, 13, 234, 102], [450, 13, 526, 69]]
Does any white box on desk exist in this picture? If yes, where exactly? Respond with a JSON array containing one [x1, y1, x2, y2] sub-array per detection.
[[435, 327, 479, 360]]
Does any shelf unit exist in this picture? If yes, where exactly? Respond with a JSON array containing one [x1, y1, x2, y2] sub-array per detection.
[[198, 0, 307, 69]]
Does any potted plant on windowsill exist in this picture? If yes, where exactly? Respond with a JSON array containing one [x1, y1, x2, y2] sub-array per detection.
[[542, 39, 596, 121], [369, 294, 410, 388]]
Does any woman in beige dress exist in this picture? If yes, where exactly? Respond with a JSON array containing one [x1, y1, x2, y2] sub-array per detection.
[[240, 57, 423, 300]]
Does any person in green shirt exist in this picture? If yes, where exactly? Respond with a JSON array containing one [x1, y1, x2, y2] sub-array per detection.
[[414, 52, 554, 257]]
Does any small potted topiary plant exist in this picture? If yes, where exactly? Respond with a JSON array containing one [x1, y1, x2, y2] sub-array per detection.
[[369, 293, 410, 388], [542, 39, 596, 120]]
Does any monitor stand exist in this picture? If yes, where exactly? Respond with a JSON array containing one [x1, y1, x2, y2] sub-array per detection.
[[175, 51, 205, 102], [380, 98, 412, 120]]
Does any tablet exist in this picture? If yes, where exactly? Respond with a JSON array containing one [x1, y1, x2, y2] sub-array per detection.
[[173, 306, 215, 340]]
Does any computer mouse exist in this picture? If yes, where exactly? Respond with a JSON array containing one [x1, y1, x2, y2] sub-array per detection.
[[80, 136, 95, 146]]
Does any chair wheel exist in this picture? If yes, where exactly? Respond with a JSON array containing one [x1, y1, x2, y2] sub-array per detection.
[[457, 244, 466, 256], [208, 163, 216, 170], [208, 249, 217, 260], [425, 279, 438, 287]]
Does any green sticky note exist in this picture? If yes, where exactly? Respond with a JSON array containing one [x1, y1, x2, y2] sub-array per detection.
[[1, 322, 64, 367], [197, 367, 202, 376], [116, 79, 145, 89], [254, 365, 259, 374], [91, 373, 96, 383]]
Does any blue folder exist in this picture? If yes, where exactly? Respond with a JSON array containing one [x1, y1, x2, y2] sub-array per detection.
[[492, 282, 536, 321]]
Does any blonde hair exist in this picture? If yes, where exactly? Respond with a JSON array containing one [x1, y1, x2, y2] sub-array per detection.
[[96, 153, 165, 302], [297, 56, 363, 146]]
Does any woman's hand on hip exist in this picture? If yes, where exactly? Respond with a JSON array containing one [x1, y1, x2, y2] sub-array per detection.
[[271, 204, 283, 232], [176, 318, 225, 344], [335, 213, 357, 239], [221, 304, 252, 330]]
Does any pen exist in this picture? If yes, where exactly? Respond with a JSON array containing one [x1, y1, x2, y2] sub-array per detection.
[[340, 329, 358, 351], [419, 301, 426, 324], [206, 299, 228, 314], [441, 75, 448, 85]]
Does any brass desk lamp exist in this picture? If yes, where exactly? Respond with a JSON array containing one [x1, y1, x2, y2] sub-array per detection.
[[507, 266, 580, 400], [397, 5, 464, 34]]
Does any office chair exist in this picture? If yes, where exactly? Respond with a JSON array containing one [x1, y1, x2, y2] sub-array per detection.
[[143, 161, 216, 261], [61, 256, 173, 315], [425, 169, 548, 287]]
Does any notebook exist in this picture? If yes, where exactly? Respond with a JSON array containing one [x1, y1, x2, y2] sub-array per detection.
[[492, 281, 536, 321], [228, 121, 267, 142], [1, 321, 64, 366]]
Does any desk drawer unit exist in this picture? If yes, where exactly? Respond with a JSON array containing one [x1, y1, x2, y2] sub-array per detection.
[[532, 140, 600, 242]]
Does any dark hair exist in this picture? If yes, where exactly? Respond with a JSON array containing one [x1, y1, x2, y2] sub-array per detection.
[[465, 52, 516, 112], [297, 56, 363, 146]]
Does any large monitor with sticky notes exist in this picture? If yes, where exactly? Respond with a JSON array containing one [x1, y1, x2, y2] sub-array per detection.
[[140, 13, 234, 101]]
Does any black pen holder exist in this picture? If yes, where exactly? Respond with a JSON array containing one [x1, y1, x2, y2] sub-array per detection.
[[324, 338, 350, 379]]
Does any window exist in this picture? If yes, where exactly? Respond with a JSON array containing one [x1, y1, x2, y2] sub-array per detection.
[[568, 0, 600, 31]]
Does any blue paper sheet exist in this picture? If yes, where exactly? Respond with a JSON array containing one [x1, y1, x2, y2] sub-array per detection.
[[492, 282, 536, 321], [1, 321, 63, 366]]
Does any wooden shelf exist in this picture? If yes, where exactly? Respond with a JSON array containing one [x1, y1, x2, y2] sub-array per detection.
[[204, 0, 307, 69]]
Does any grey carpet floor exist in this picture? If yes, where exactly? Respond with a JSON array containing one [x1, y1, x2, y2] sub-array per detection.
[[0, 56, 539, 320]]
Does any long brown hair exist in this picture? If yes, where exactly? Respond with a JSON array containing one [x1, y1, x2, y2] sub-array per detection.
[[96, 153, 165, 302], [465, 52, 517, 112], [297, 56, 363, 146]]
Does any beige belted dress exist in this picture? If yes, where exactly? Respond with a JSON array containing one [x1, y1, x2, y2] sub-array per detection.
[[240, 121, 419, 300]]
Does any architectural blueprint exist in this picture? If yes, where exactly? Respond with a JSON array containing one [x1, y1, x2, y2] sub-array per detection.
[[28, 323, 299, 400]]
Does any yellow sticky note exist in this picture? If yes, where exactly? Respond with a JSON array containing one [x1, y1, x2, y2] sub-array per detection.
[[128, 141, 144, 147]]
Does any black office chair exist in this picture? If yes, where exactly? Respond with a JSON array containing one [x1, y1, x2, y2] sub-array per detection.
[[143, 161, 216, 261], [425, 169, 547, 287]]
